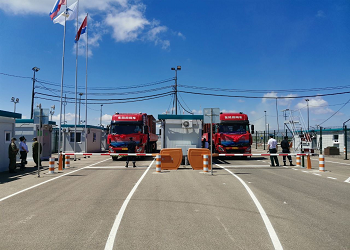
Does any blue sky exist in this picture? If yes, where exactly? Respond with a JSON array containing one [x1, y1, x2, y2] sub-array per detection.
[[1, 0, 349, 132]]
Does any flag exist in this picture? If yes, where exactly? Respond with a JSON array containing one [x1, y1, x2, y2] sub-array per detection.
[[50, 0, 67, 20], [75, 16, 88, 43], [53, 1, 78, 25]]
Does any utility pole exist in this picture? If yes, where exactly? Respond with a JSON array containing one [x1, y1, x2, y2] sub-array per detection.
[[31, 67, 40, 119], [63, 94, 67, 124], [100, 104, 103, 126], [305, 99, 310, 131], [78, 93, 83, 125], [171, 66, 181, 115]]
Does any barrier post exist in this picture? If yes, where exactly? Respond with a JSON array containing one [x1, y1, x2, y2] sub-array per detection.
[[301, 155, 305, 168], [296, 155, 301, 167], [155, 154, 161, 173], [203, 155, 209, 173], [58, 153, 63, 171], [319, 155, 325, 172], [307, 154, 312, 169], [48, 157, 55, 174], [65, 155, 70, 168]]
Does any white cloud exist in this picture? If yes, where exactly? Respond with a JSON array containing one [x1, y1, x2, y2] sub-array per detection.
[[278, 94, 297, 106], [238, 99, 245, 103], [250, 111, 257, 115], [316, 10, 325, 18], [1, 0, 178, 53], [262, 92, 277, 103], [51, 113, 78, 123], [177, 32, 186, 40], [295, 97, 333, 114], [221, 109, 237, 113]]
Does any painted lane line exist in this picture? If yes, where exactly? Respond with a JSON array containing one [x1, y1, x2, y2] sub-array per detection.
[[327, 177, 337, 180], [104, 159, 155, 250], [313, 173, 321, 176], [224, 165, 270, 168], [0, 158, 111, 203], [344, 177, 350, 183], [216, 164, 283, 250], [86, 166, 130, 169]]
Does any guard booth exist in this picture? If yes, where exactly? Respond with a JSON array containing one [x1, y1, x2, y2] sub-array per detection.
[[158, 114, 203, 164], [60, 124, 106, 153], [0, 110, 22, 172], [15, 119, 56, 161]]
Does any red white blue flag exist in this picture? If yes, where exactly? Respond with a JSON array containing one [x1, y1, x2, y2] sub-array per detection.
[[75, 16, 88, 43], [50, 0, 67, 20]]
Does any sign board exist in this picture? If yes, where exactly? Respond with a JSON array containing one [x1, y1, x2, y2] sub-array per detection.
[[203, 108, 220, 124], [33, 108, 50, 125]]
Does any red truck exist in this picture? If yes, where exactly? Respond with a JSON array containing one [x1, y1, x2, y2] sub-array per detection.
[[203, 112, 254, 155], [108, 113, 158, 160]]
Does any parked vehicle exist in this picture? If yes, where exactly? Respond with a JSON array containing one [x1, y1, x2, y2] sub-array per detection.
[[108, 113, 158, 160]]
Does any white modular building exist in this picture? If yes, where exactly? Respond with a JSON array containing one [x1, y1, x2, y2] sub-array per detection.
[[0, 110, 21, 172]]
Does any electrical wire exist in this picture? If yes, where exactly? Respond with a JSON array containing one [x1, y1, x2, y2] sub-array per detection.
[[0, 72, 32, 79], [178, 90, 350, 99], [318, 98, 350, 126]]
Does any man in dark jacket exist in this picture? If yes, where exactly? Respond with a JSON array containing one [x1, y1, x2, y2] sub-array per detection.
[[32, 137, 42, 167], [126, 137, 137, 168], [8, 137, 19, 173], [281, 136, 294, 166]]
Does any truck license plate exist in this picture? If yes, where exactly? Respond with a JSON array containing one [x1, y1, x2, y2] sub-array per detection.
[[122, 148, 128, 150]]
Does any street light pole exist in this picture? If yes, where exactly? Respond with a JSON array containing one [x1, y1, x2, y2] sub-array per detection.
[[50, 105, 55, 121], [171, 66, 181, 115], [11, 97, 19, 113], [264, 111, 267, 150], [305, 99, 310, 131], [31, 67, 40, 119]]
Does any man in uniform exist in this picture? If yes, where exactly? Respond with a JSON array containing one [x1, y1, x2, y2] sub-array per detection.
[[8, 137, 19, 173], [32, 137, 42, 168], [281, 136, 294, 166], [125, 137, 137, 168], [19, 136, 29, 170]]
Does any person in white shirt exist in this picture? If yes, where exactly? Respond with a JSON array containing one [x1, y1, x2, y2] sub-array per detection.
[[267, 135, 279, 166], [19, 136, 29, 170]]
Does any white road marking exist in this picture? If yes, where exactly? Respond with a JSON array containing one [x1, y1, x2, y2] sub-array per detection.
[[313, 173, 321, 176], [224, 165, 270, 168], [86, 166, 128, 169], [216, 164, 283, 250], [0, 158, 111, 203], [327, 177, 337, 180], [344, 177, 350, 183], [104, 159, 155, 250]]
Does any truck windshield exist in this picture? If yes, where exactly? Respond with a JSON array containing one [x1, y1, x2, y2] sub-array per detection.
[[111, 124, 142, 134], [218, 124, 249, 134]]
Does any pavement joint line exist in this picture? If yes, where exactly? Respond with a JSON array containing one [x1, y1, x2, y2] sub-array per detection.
[[215, 164, 283, 250], [104, 159, 155, 250], [0, 158, 111, 203]]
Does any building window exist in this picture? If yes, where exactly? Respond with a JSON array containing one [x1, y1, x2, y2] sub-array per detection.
[[333, 134, 339, 140], [93, 133, 96, 142], [70, 132, 82, 143], [5, 131, 11, 142]]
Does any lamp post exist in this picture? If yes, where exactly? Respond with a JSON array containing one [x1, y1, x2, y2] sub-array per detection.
[[171, 66, 181, 115], [100, 104, 103, 126], [264, 111, 267, 150], [78, 93, 83, 125], [31, 67, 40, 119], [11, 97, 19, 113], [63, 94, 67, 124], [50, 105, 55, 121], [305, 99, 310, 131]]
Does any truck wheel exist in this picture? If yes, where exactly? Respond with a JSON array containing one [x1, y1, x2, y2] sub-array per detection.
[[112, 157, 118, 161]]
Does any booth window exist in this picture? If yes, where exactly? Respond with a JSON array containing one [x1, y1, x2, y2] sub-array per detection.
[[93, 133, 96, 142], [70, 132, 82, 143], [5, 131, 11, 142]]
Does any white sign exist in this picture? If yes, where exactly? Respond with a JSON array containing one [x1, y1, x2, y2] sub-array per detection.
[[203, 108, 220, 124]]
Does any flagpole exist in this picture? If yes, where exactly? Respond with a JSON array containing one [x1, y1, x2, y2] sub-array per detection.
[[85, 13, 88, 154], [74, 0, 79, 161], [58, 2, 68, 162]]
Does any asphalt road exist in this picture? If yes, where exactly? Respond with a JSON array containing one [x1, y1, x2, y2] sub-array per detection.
[[0, 152, 349, 250]]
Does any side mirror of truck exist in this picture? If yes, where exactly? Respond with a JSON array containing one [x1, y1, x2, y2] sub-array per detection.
[[251, 124, 254, 134]]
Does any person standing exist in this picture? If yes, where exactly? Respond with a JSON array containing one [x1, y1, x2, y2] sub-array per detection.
[[281, 136, 294, 166], [267, 134, 279, 166], [8, 137, 19, 173], [32, 137, 42, 168], [19, 136, 29, 170], [126, 137, 137, 168]]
